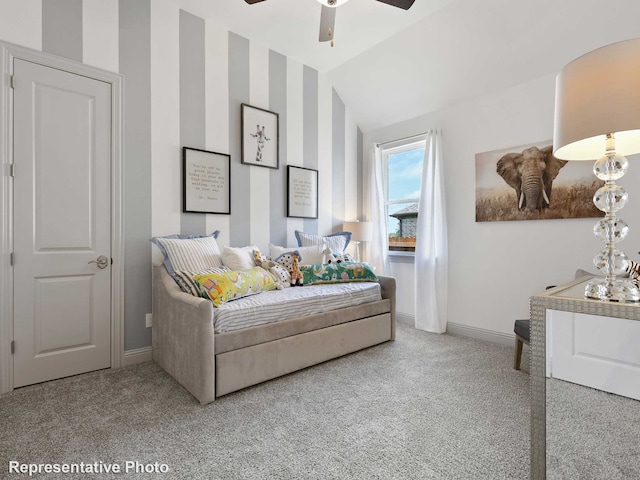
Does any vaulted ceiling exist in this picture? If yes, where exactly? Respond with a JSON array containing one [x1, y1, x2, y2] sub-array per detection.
[[176, 0, 455, 73], [177, 0, 640, 133]]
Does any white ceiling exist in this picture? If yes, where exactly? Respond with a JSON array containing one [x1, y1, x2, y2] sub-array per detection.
[[327, 0, 640, 132], [177, 0, 640, 134], [176, 0, 455, 73]]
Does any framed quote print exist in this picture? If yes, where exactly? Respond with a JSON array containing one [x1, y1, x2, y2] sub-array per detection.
[[183, 147, 231, 214], [287, 166, 318, 219], [241, 103, 279, 169]]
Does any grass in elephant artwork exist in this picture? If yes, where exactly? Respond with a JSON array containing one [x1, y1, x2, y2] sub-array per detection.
[[475, 141, 603, 222]]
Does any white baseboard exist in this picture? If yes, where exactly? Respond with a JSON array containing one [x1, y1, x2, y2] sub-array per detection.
[[396, 313, 514, 347], [396, 312, 414, 326], [447, 321, 514, 347], [122, 346, 153, 366]]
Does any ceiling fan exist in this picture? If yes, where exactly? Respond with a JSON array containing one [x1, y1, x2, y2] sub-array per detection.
[[244, 0, 415, 47]]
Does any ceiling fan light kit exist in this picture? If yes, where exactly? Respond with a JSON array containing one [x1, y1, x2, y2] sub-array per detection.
[[245, 0, 415, 47], [316, 0, 350, 7]]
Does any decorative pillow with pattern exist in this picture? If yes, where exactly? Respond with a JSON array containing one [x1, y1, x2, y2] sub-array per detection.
[[253, 249, 291, 288], [327, 252, 356, 264], [343, 252, 356, 263], [153, 235, 224, 278], [269, 243, 325, 265], [173, 266, 231, 297], [194, 267, 277, 307], [294, 231, 351, 255], [273, 251, 301, 273], [299, 262, 378, 285], [268, 263, 291, 285]]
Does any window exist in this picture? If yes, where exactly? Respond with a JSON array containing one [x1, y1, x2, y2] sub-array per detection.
[[382, 138, 425, 253]]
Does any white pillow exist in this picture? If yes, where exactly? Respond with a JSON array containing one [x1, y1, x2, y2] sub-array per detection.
[[269, 243, 325, 265], [294, 230, 351, 255], [221, 245, 260, 271], [154, 236, 223, 276]]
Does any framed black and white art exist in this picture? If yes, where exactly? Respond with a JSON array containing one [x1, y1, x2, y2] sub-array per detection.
[[183, 147, 231, 215], [241, 103, 279, 169], [287, 166, 318, 219]]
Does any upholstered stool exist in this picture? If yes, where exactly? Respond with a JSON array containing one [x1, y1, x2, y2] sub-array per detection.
[[514, 319, 530, 370]]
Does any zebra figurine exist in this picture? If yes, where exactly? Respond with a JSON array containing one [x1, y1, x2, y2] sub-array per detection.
[[624, 260, 640, 287]]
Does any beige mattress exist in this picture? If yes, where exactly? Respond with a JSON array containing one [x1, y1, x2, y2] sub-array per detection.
[[213, 282, 381, 333]]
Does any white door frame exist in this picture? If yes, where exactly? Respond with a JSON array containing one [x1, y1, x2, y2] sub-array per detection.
[[0, 41, 124, 394]]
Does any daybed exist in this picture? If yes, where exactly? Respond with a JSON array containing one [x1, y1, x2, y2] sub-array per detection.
[[152, 264, 396, 404]]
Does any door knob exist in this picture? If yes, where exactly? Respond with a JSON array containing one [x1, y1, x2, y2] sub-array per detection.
[[88, 255, 109, 269]]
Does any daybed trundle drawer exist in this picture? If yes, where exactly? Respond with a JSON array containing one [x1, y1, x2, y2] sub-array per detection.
[[215, 313, 392, 397]]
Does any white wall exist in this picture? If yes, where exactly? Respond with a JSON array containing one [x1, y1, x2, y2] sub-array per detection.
[[366, 72, 640, 336]]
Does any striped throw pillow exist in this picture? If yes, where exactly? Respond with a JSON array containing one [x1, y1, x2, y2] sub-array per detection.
[[294, 230, 351, 255], [154, 236, 224, 277]]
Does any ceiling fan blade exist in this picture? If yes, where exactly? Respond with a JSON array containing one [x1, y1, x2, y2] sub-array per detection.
[[319, 5, 336, 42], [375, 0, 415, 10], [244, 0, 267, 4]]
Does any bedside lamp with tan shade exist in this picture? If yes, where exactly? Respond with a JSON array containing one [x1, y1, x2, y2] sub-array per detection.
[[553, 38, 640, 302], [343, 221, 372, 262]]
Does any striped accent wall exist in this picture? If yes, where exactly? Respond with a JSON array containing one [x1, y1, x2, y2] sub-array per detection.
[[302, 65, 318, 235], [1, 0, 363, 351], [269, 51, 288, 247], [205, 19, 231, 248], [249, 42, 271, 250], [150, 0, 180, 242], [332, 88, 346, 232], [285, 59, 305, 244], [179, 10, 206, 236], [83, 0, 119, 72], [228, 33, 251, 248], [119, 0, 152, 350], [42, 0, 83, 62]]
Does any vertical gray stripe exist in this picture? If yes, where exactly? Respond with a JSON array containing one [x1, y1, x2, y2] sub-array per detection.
[[303, 65, 318, 233], [179, 11, 206, 236], [332, 88, 345, 231], [357, 127, 363, 219], [269, 50, 288, 247], [42, 0, 83, 62], [229, 33, 251, 247], [119, 0, 152, 350]]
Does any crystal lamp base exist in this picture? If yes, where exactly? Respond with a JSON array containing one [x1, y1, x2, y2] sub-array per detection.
[[584, 277, 640, 302]]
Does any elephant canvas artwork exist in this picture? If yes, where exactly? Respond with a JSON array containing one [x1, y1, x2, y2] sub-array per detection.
[[475, 140, 602, 222]]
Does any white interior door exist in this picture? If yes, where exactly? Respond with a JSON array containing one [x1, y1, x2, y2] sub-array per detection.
[[13, 58, 112, 388]]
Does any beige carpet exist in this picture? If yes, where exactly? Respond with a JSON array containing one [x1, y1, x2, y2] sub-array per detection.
[[546, 377, 640, 479], [0, 324, 530, 479]]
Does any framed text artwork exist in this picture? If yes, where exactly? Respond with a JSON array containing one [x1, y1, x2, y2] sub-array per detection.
[[183, 147, 231, 215], [241, 103, 279, 169], [287, 166, 318, 219]]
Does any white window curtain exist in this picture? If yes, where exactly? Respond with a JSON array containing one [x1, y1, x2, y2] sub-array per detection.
[[366, 145, 389, 275], [415, 130, 448, 333]]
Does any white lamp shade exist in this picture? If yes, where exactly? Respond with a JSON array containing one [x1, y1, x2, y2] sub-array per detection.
[[553, 38, 640, 160], [343, 221, 373, 242]]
